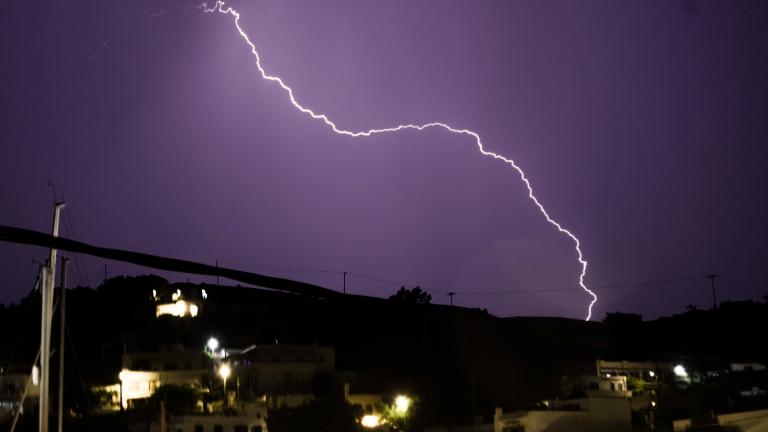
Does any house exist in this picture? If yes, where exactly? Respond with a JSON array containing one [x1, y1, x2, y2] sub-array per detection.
[[494, 398, 631, 432], [227, 344, 335, 409], [153, 286, 207, 318], [595, 360, 665, 385], [673, 408, 768, 432], [129, 404, 268, 432], [562, 374, 631, 398], [119, 345, 212, 409], [166, 404, 268, 432], [494, 375, 632, 432]]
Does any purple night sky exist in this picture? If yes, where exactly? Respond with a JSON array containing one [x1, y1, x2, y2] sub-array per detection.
[[2, 0, 767, 320]]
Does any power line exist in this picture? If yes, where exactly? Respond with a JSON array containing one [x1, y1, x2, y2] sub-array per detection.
[[346, 271, 411, 288], [442, 275, 711, 296], [247, 264, 341, 275], [719, 275, 768, 290], [235, 264, 415, 290], [62, 213, 91, 287]]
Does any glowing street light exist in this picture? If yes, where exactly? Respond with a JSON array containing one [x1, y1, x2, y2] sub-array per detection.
[[219, 363, 232, 407], [218, 364, 231, 380], [361, 414, 382, 428], [673, 364, 688, 378], [394, 395, 411, 415], [207, 337, 220, 352]]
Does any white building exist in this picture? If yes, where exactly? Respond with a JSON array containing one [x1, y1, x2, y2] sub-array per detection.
[[595, 360, 664, 383], [129, 405, 268, 432], [495, 375, 632, 432], [494, 397, 631, 432], [562, 375, 631, 398], [674, 408, 768, 432], [153, 286, 206, 318], [166, 405, 268, 432], [119, 369, 207, 409], [119, 347, 211, 409]]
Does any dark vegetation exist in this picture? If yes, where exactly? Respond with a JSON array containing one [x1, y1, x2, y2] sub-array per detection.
[[1, 275, 766, 429]]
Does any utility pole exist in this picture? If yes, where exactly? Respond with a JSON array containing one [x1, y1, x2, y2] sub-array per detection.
[[343, 272, 347, 294], [448, 292, 456, 306], [40, 201, 65, 432], [216, 260, 220, 286], [57, 258, 68, 432], [708, 274, 718, 309]]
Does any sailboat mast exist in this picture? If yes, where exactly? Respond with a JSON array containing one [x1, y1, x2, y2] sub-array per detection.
[[40, 201, 65, 432], [57, 258, 68, 432]]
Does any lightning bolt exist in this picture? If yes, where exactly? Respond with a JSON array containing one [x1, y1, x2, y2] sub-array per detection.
[[202, 2, 598, 320]]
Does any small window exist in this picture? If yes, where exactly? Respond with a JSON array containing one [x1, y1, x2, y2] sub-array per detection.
[[214, 425, 223, 432], [234, 426, 248, 432], [251, 427, 263, 432], [194, 425, 204, 432], [588, 382, 599, 390]]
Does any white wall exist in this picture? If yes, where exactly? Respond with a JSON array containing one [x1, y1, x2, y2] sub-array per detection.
[[495, 397, 631, 432]]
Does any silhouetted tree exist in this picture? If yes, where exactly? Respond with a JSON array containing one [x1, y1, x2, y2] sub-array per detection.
[[602, 312, 642, 325], [146, 384, 200, 415], [267, 394, 360, 432], [389, 286, 431, 304]]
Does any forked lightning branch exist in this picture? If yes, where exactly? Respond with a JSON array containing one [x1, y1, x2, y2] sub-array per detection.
[[201, 1, 598, 320]]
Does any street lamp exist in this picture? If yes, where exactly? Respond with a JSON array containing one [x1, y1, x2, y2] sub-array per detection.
[[207, 337, 220, 352], [361, 415, 382, 428], [394, 395, 411, 415], [219, 364, 231, 407], [673, 364, 688, 378]]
